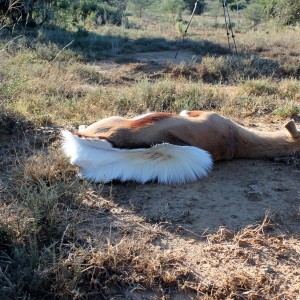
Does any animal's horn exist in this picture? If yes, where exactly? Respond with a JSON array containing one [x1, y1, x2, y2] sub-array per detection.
[[285, 119, 300, 139]]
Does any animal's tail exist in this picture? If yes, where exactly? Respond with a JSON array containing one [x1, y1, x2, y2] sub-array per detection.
[[61, 130, 213, 184]]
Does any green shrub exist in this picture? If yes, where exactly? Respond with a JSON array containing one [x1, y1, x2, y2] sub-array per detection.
[[197, 55, 287, 83], [258, 0, 300, 25], [75, 25, 89, 38], [229, 2, 247, 11], [274, 103, 300, 118], [242, 80, 279, 96]]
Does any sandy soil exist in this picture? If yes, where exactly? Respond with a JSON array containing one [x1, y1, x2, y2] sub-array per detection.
[[104, 159, 300, 234]]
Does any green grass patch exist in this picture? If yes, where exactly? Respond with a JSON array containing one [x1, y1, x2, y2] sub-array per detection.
[[273, 103, 300, 118]]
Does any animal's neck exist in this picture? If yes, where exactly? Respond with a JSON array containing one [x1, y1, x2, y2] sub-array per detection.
[[234, 121, 300, 159]]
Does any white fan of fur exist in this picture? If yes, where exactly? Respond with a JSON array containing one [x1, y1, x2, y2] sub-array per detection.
[[62, 130, 212, 184]]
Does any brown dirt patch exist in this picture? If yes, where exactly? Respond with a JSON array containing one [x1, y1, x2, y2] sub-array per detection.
[[73, 155, 300, 299], [89, 50, 199, 84]]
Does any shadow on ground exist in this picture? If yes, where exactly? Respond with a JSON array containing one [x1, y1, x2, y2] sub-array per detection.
[[0, 26, 229, 60], [89, 158, 300, 239], [2, 26, 296, 83]]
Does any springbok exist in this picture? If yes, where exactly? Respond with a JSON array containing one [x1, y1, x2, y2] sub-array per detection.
[[62, 110, 300, 184]]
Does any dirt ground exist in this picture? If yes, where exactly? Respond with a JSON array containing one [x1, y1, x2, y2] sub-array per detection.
[[78, 157, 300, 299], [105, 159, 300, 234]]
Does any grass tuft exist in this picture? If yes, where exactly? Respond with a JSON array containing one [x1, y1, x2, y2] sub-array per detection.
[[273, 103, 300, 118]]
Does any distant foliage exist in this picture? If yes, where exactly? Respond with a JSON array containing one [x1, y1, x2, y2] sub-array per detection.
[[128, 0, 205, 19], [127, 0, 155, 18], [258, 0, 300, 25], [184, 0, 206, 15], [159, 0, 186, 22], [244, 2, 266, 26], [228, 1, 247, 11], [0, 0, 126, 29]]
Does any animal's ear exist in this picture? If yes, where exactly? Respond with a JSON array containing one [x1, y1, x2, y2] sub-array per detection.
[[285, 120, 300, 139]]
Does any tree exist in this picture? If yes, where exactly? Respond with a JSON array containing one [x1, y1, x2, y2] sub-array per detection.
[[0, 0, 37, 28], [128, 0, 154, 18], [161, 0, 186, 22], [244, 2, 265, 27], [0, 0, 127, 29], [275, 0, 300, 25], [184, 0, 206, 15], [258, 0, 300, 25]]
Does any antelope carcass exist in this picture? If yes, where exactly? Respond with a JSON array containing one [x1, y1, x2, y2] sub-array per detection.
[[62, 111, 300, 184]]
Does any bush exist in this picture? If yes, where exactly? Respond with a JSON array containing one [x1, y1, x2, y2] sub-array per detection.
[[96, 3, 124, 25], [0, 0, 126, 30], [244, 2, 265, 26], [229, 2, 247, 11], [184, 0, 206, 15], [258, 0, 300, 25]]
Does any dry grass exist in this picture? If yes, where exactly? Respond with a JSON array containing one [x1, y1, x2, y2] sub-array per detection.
[[181, 214, 300, 299], [56, 236, 191, 298]]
